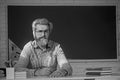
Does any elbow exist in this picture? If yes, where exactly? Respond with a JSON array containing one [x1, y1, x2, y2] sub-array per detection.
[[66, 64, 73, 76], [61, 63, 73, 76]]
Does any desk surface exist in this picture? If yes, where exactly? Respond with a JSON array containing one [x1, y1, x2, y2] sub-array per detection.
[[1, 75, 120, 80]]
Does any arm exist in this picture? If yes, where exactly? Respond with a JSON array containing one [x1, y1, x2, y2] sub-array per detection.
[[50, 44, 73, 77], [14, 42, 35, 77]]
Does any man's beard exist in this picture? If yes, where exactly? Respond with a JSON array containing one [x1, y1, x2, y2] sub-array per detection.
[[36, 38, 48, 47]]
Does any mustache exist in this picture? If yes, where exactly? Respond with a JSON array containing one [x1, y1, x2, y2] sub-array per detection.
[[35, 37, 47, 41], [39, 37, 47, 40]]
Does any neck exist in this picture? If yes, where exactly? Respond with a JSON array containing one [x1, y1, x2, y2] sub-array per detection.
[[39, 44, 46, 50], [36, 40, 48, 51]]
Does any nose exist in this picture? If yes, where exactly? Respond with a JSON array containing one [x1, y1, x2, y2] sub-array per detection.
[[41, 32, 45, 37]]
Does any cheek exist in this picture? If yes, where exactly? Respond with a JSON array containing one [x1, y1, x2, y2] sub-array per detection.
[[36, 33, 42, 38], [45, 33, 49, 38]]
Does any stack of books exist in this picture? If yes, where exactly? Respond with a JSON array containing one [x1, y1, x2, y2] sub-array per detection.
[[15, 71, 27, 79], [85, 67, 112, 76]]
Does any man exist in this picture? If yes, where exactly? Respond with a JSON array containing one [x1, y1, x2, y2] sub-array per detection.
[[14, 18, 72, 77]]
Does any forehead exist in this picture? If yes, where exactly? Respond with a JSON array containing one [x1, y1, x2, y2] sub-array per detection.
[[36, 24, 49, 31]]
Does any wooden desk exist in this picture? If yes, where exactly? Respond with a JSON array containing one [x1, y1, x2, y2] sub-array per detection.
[[1, 75, 120, 80]]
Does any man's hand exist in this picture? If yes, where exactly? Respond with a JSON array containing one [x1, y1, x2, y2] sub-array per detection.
[[34, 68, 52, 76], [49, 70, 66, 77]]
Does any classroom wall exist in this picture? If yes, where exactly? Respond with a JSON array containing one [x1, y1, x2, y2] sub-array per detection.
[[0, 0, 120, 76]]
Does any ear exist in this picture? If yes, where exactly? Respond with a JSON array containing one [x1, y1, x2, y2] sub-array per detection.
[[49, 22, 53, 34], [33, 31, 35, 38]]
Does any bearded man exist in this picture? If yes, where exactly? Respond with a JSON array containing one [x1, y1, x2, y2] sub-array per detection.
[[14, 18, 72, 77]]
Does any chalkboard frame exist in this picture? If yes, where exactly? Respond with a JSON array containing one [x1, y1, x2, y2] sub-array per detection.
[[7, 1, 119, 62]]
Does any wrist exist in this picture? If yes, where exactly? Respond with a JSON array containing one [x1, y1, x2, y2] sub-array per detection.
[[34, 69, 38, 76]]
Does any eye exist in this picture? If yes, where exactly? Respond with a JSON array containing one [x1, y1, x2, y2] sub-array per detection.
[[45, 30, 49, 33], [36, 30, 42, 33], [38, 31, 42, 32]]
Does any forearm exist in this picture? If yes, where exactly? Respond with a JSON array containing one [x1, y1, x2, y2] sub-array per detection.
[[34, 67, 56, 76], [57, 63, 72, 76], [14, 57, 35, 77], [50, 63, 73, 77], [61, 63, 73, 76]]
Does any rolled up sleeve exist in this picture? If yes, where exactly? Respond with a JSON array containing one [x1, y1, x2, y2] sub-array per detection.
[[55, 44, 73, 76], [14, 42, 32, 71]]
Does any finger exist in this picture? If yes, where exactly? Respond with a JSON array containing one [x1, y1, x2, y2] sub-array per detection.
[[50, 72, 61, 77], [55, 72, 61, 77], [50, 73, 56, 77]]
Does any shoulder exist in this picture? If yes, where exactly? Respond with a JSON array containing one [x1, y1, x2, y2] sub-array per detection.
[[21, 41, 33, 54], [23, 41, 32, 50], [52, 41, 63, 51], [48, 40, 60, 48], [20, 41, 33, 57], [50, 40, 64, 55]]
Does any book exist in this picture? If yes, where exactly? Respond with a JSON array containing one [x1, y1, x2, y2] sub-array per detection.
[[86, 72, 112, 76], [85, 70, 112, 73], [15, 71, 27, 79], [86, 67, 112, 71]]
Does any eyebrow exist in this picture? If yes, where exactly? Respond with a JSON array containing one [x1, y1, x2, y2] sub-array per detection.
[[36, 29, 49, 32]]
